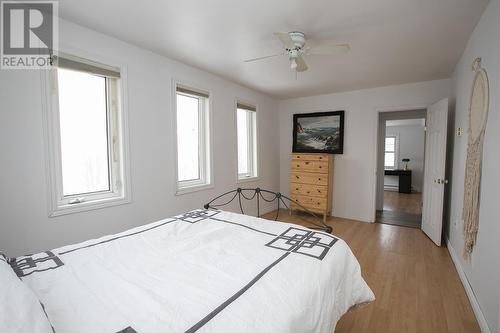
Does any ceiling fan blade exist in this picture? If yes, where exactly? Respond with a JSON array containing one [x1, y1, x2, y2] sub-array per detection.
[[244, 53, 283, 63], [295, 56, 308, 72], [306, 43, 351, 55], [274, 32, 295, 49]]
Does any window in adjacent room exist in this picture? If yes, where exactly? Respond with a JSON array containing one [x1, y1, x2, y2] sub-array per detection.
[[236, 102, 257, 180], [175, 85, 211, 192], [46, 54, 129, 215], [384, 135, 398, 169]]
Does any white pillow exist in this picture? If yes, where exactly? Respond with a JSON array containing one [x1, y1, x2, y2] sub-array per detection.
[[0, 253, 54, 333]]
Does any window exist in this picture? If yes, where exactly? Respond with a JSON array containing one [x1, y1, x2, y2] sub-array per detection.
[[175, 85, 211, 192], [384, 135, 397, 169], [236, 102, 257, 180], [46, 54, 129, 216]]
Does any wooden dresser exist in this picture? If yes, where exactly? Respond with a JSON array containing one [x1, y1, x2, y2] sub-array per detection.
[[290, 153, 334, 222]]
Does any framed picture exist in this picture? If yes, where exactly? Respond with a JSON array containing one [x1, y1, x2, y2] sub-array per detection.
[[293, 111, 345, 154]]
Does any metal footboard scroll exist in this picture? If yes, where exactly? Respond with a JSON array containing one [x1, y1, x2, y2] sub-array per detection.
[[204, 188, 333, 233]]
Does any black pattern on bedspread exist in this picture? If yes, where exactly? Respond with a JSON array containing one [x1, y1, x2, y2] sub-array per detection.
[[265, 227, 338, 260], [10, 251, 64, 277], [175, 209, 220, 223]]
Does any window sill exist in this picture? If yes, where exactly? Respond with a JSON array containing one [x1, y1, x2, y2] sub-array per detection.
[[175, 183, 214, 196], [49, 195, 131, 217], [237, 176, 259, 184]]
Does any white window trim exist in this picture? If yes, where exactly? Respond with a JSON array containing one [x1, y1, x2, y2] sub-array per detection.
[[41, 50, 131, 217], [235, 99, 259, 183], [384, 134, 399, 170], [172, 80, 214, 195]]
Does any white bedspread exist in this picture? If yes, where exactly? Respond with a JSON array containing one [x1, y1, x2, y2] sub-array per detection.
[[12, 210, 374, 333]]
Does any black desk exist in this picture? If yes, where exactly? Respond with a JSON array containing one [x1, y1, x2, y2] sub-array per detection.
[[384, 169, 412, 193]]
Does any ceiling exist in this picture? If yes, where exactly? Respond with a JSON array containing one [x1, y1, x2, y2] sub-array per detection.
[[58, 0, 489, 99]]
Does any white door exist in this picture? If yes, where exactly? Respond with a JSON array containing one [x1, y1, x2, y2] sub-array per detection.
[[422, 98, 448, 246]]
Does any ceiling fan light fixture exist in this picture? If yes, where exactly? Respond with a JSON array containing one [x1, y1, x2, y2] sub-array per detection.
[[243, 31, 351, 73]]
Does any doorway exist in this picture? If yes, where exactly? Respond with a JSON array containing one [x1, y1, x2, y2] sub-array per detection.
[[375, 110, 426, 228]]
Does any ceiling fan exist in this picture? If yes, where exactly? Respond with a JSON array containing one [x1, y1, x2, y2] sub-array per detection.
[[244, 31, 350, 72]]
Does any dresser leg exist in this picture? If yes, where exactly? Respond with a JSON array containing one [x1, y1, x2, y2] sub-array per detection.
[[323, 213, 327, 223]]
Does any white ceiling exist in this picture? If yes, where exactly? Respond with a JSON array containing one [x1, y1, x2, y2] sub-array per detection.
[[58, 0, 488, 99]]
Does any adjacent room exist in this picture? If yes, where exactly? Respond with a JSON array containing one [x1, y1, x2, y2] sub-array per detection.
[[376, 111, 427, 228], [1, 0, 499, 332]]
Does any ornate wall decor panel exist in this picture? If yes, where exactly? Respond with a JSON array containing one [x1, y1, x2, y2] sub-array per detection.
[[462, 57, 490, 259]]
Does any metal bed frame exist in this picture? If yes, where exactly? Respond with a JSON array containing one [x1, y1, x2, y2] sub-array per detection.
[[204, 188, 333, 233]]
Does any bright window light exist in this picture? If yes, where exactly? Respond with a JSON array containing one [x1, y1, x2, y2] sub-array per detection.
[[237, 105, 257, 179], [58, 68, 110, 196], [46, 54, 128, 216], [176, 94, 200, 182], [237, 109, 249, 175], [175, 86, 211, 192], [384, 136, 397, 169]]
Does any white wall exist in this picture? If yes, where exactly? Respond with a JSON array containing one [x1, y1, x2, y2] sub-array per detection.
[[448, 0, 500, 331], [384, 123, 425, 192], [0, 20, 280, 257], [278, 79, 450, 222]]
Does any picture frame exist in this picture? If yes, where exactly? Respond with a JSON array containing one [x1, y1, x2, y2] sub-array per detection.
[[292, 111, 345, 154]]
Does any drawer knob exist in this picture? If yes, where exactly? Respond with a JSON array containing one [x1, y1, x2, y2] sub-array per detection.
[[305, 161, 310, 165]]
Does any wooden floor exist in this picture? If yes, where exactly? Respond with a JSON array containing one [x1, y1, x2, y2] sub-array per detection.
[[262, 210, 480, 333], [377, 191, 422, 228], [383, 191, 422, 215], [376, 210, 422, 228]]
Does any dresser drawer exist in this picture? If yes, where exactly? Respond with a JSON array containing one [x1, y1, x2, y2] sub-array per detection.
[[291, 194, 327, 211], [290, 172, 329, 186], [291, 183, 328, 198], [292, 153, 328, 162], [291, 160, 329, 173]]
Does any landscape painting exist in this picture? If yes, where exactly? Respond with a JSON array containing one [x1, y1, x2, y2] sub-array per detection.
[[293, 111, 344, 154]]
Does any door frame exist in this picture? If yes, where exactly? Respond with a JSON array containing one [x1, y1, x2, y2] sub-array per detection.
[[371, 106, 428, 222]]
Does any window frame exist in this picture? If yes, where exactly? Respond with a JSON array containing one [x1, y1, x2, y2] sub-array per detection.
[[236, 101, 258, 182], [42, 51, 131, 217], [384, 134, 399, 170], [173, 81, 213, 195]]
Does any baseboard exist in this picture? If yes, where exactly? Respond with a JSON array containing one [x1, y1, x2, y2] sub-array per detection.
[[446, 238, 491, 333], [383, 186, 398, 192]]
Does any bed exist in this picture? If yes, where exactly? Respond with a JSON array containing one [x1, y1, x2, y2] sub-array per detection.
[[5, 208, 374, 333]]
